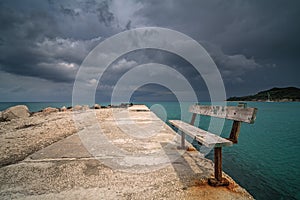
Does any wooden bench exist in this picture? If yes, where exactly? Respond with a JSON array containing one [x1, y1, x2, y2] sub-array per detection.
[[169, 102, 257, 186]]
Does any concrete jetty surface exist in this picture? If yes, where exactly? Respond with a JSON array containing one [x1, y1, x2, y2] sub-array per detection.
[[0, 105, 253, 199]]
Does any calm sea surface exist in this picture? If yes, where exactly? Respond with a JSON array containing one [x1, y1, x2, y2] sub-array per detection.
[[1, 101, 299, 199]]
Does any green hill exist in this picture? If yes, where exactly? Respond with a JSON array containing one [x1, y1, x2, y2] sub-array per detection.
[[227, 87, 300, 102]]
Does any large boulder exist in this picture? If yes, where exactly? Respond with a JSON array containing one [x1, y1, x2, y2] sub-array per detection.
[[93, 104, 101, 109], [73, 105, 90, 111], [82, 105, 90, 110], [60, 106, 67, 112], [2, 105, 30, 121], [42, 107, 59, 114], [73, 105, 82, 111], [0, 111, 3, 122]]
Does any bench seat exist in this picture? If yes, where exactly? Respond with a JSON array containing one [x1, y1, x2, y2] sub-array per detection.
[[169, 120, 233, 148]]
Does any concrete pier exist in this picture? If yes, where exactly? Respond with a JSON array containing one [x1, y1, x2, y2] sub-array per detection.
[[0, 105, 253, 199]]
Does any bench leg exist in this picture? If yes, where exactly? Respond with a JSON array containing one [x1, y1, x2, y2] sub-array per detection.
[[229, 121, 241, 144], [215, 147, 222, 181], [208, 147, 229, 186], [181, 131, 185, 149], [176, 130, 186, 149]]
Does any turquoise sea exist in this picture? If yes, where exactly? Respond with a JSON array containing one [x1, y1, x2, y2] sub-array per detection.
[[0, 101, 299, 200]]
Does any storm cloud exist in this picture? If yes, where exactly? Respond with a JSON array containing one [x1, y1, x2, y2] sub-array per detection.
[[0, 0, 299, 101]]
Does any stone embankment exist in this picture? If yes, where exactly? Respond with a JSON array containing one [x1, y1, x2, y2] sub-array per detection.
[[0, 105, 254, 199]]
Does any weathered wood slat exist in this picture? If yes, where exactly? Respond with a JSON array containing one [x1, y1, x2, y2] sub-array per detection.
[[189, 105, 257, 123], [169, 120, 233, 148]]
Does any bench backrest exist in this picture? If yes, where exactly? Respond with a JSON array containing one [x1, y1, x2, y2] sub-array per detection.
[[189, 104, 257, 124]]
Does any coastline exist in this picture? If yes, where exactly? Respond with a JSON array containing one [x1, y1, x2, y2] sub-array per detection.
[[226, 100, 300, 102]]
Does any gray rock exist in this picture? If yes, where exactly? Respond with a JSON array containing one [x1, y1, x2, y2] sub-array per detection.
[[73, 105, 82, 111], [0, 111, 3, 122], [82, 105, 90, 110], [42, 107, 59, 114], [60, 106, 67, 112], [2, 105, 30, 121], [73, 105, 90, 111], [93, 104, 101, 109]]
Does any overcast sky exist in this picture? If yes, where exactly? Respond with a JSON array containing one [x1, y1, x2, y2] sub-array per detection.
[[0, 0, 299, 102]]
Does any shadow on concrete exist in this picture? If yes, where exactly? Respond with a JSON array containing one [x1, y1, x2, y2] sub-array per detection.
[[161, 142, 213, 188]]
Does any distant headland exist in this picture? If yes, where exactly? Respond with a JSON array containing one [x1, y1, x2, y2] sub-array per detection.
[[227, 87, 300, 102]]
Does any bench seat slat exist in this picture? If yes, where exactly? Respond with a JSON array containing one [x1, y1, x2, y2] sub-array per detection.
[[189, 105, 257, 123], [169, 120, 233, 148]]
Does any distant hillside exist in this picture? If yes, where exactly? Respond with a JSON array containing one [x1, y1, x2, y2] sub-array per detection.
[[227, 87, 300, 102]]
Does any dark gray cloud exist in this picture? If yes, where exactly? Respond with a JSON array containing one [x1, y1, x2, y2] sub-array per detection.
[[138, 0, 300, 59], [0, 0, 299, 101], [97, 49, 210, 101], [0, 0, 118, 84], [96, 1, 114, 26], [60, 5, 80, 17], [202, 42, 261, 83]]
